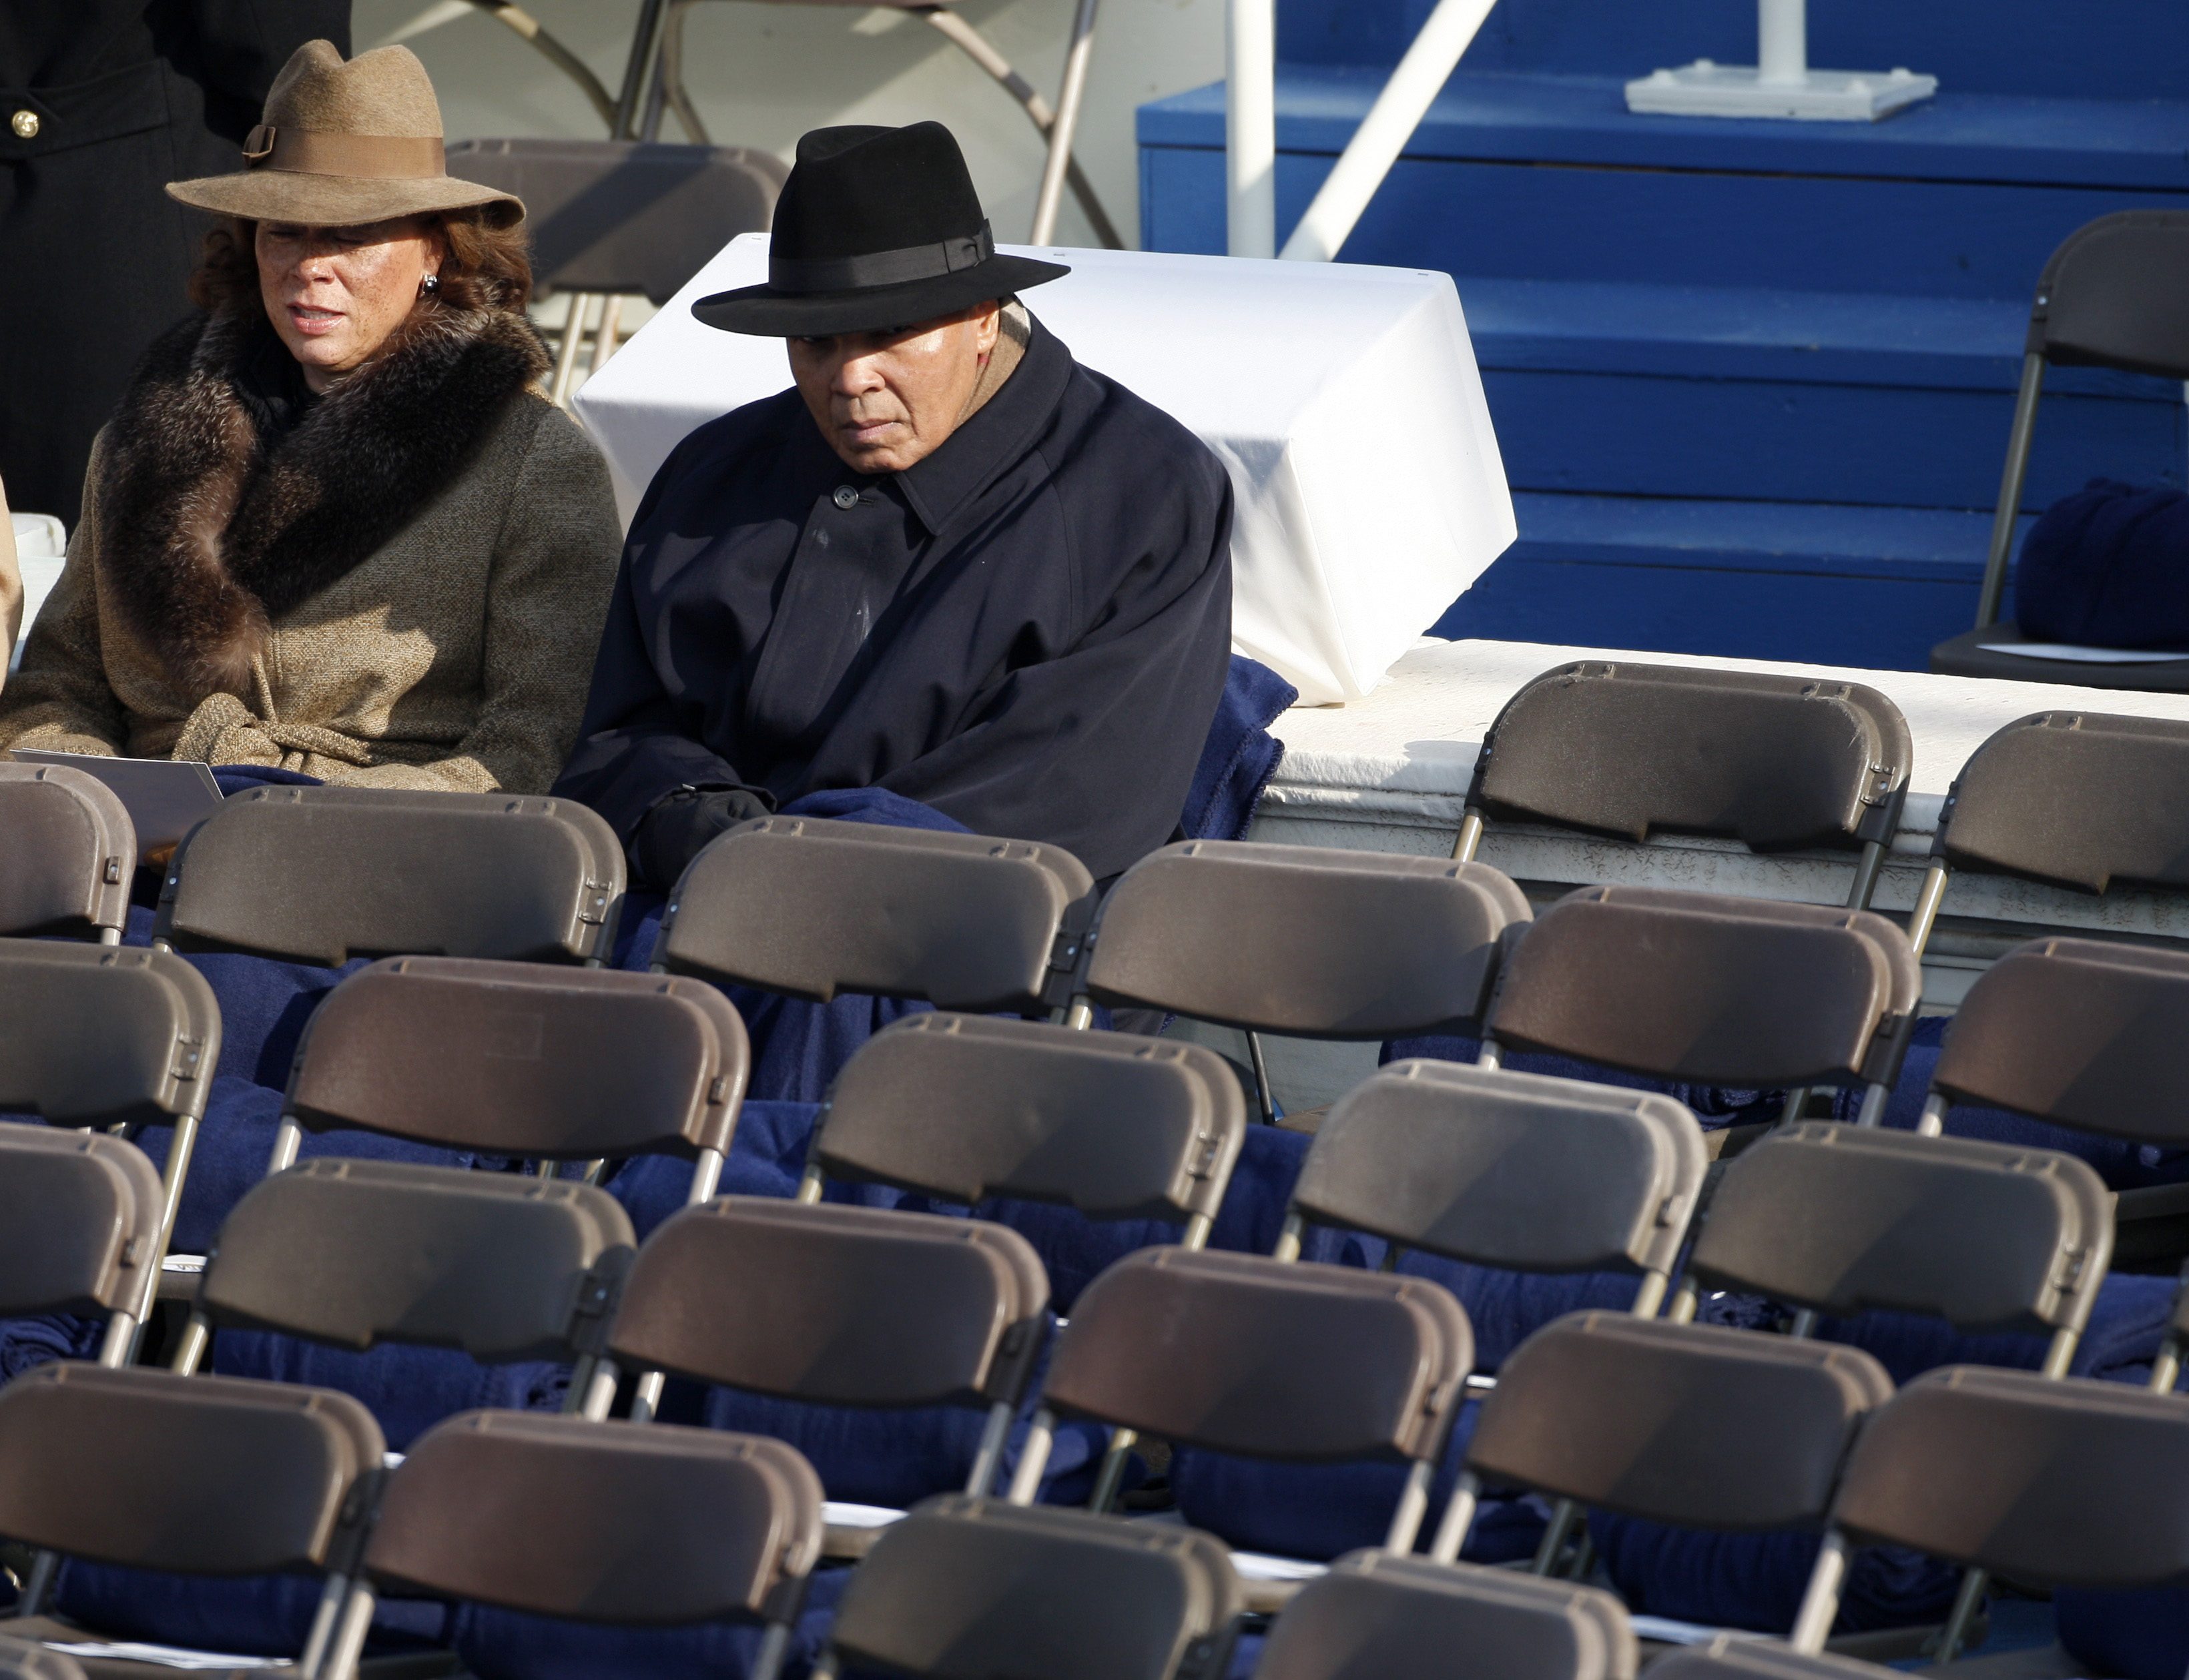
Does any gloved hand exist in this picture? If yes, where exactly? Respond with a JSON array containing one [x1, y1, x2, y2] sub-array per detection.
[[631, 783, 775, 891]]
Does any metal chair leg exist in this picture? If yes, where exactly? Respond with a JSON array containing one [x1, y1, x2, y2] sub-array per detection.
[[1031, 0, 1100, 244], [1975, 354, 2046, 628]]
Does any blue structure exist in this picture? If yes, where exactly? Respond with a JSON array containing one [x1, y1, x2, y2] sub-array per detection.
[[1137, 0, 2189, 669]]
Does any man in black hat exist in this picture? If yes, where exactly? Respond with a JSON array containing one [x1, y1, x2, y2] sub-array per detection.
[[555, 121, 1235, 889]]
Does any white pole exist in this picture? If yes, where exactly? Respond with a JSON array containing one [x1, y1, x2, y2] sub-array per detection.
[[1757, 0, 1807, 85], [1279, 0, 1494, 263], [1030, 0, 1099, 244], [1226, 0, 1276, 258]]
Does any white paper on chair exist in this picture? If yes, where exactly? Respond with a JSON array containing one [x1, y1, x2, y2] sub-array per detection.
[[43, 1642, 288, 1671], [574, 236, 1517, 706], [6, 750, 223, 858], [1979, 642, 2189, 665]]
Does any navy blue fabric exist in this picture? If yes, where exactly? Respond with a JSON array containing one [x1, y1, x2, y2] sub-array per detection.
[[2015, 480, 2189, 649], [53, 1563, 451, 1661], [2058, 1586, 2189, 1679], [1182, 655, 1296, 846], [1379, 1033, 1799, 1132]]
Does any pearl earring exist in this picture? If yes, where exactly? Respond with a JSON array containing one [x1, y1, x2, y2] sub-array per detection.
[[421, 273, 439, 293]]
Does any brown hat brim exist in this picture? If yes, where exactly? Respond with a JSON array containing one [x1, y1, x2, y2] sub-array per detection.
[[166, 171, 523, 229]]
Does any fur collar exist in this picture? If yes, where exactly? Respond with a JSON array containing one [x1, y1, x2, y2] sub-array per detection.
[[96, 302, 548, 698]]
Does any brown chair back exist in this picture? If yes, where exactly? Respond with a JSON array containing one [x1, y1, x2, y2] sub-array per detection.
[[153, 785, 624, 965], [826, 1495, 1241, 1680], [814, 1013, 1246, 1224], [0, 1130, 164, 1319], [0, 764, 133, 938], [1485, 886, 1921, 1089], [0, 1364, 382, 1575], [1832, 1366, 2189, 1589], [200, 1160, 635, 1364], [607, 1198, 1050, 1410], [367, 1410, 822, 1625], [1039, 1248, 1470, 1464], [1470, 662, 1909, 855], [1933, 937, 2189, 1146], [288, 957, 745, 1159], [1646, 1635, 1895, 1680], [0, 941, 220, 1126], [1468, 1314, 1892, 1531], [1692, 1124, 2112, 1336], [1080, 841, 1532, 1038], [655, 816, 1095, 1013], [1290, 1060, 1705, 1277]]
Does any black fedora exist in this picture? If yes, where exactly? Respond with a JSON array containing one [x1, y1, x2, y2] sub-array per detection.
[[692, 122, 1068, 338]]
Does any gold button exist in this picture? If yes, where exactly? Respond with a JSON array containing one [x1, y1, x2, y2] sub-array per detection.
[[10, 110, 37, 139]]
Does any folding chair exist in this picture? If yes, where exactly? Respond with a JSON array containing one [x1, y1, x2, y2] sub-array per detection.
[[1929, 210, 2189, 687], [1456, 661, 1913, 912], [0, 1363, 385, 1679], [0, 1130, 164, 1370], [1070, 838, 1533, 1122], [166, 953, 749, 1394], [812, 1495, 1241, 1680], [1900, 711, 2189, 962], [1912, 936, 2189, 1362], [1008, 1248, 1472, 1563], [654, 815, 1097, 1016], [363, 1409, 824, 1680], [0, 1636, 83, 1680], [593, 1195, 1052, 1525], [152, 785, 626, 967], [1645, 1635, 1894, 1680], [0, 764, 133, 941], [1253, 1549, 1635, 1680], [1480, 885, 1923, 1127], [0, 941, 221, 1276], [1430, 1315, 1893, 1609], [1786, 1368, 2189, 1658], [1273, 1058, 1708, 1577]]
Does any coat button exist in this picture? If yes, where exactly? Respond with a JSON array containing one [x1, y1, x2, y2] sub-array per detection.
[[10, 110, 37, 139], [832, 486, 858, 510]]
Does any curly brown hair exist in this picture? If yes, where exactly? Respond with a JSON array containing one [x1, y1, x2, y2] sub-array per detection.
[[188, 208, 533, 318]]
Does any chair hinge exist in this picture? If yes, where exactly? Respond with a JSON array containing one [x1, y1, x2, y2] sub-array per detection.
[[577, 881, 612, 926], [170, 1034, 205, 1082], [1860, 763, 1895, 807], [103, 856, 123, 885], [1048, 928, 1084, 973], [1188, 1131, 1221, 1178]]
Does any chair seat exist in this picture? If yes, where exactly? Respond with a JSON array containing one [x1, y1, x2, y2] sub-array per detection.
[[1929, 626, 2189, 693]]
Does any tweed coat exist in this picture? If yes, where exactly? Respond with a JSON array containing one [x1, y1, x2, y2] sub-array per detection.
[[0, 303, 621, 793]]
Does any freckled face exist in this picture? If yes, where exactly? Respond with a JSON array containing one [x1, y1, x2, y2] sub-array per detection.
[[257, 216, 446, 392], [788, 300, 1002, 474]]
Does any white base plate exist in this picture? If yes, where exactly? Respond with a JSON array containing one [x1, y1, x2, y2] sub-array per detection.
[[1626, 61, 1938, 121]]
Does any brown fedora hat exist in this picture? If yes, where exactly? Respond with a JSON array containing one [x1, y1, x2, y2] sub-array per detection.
[[167, 41, 523, 229]]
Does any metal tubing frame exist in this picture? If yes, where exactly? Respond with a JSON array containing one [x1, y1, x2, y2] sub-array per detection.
[[1247, 1029, 1278, 1125], [1975, 354, 2046, 628], [749, 1621, 794, 1680], [1916, 1092, 1951, 1137], [1427, 1468, 1479, 1563], [1530, 1499, 1578, 1576], [965, 1399, 1016, 1497], [1029, 0, 1101, 246], [1451, 809, 1484, 863], [1006, 1407, 1056, 1503], [1845, 838, 1886, 912], [1905, 861, 1951, 959], [1788, 1529, 1851, 1654], [1934, 1565, 1989, 1666], [464, 0, 618, 127], [316, 1575, 380, 1680], [1383, 1456, 1436, 1553]]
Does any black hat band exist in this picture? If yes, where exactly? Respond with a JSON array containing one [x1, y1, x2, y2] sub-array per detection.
[[768, 222, 995, 296]]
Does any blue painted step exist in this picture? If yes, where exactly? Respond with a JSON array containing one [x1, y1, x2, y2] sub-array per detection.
[[1439, 494, 2030, 670]]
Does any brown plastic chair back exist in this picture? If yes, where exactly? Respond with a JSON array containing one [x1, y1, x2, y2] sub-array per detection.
[[1933, 937, 2189, 1145], [1255, 1551, 1636, 1680], [1290, 1060, 1706, 1277], [2028, 210, 2189, 380], [1935, 713, 2189, 895], [1040, 1248, 1470, 1464], [446, 139, 785, 302], [0, 1363, 383, 1575], [1692, 1124, 2112, 1337], [1080, 841, 1532, 1038], [656, 817, 1096, 1013], [199, 1160, 635, 1363], [1646, 1635, 1893, 1680], [153, 785, 624, 965], [1833, 1366, 2189, 1589], [287, 957, 745, 1159], [0, 1634, 85, 1680], [0, 764, 133, 937], [1485, 887, 1921, 1089], [0, 1130, 164, 1320], [1470, 663, 1910, 854], [367, 1410, 822, 1624], [814, 1013, 1247, 1224], [0, 941, 220, 1126], [827, 1495, 1241, 1680], [608, 1198, 1050, 1410], [1468, 1314, 1892, 1531]]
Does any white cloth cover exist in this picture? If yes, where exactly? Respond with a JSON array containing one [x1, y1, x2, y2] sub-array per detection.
[[573, 236, 1515, 706]]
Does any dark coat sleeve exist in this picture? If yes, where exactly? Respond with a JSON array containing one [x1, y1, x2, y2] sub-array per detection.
[[184, 1, 350, 107]]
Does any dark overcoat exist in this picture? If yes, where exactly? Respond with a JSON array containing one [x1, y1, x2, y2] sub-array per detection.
[[554, 317, 1236, 882], [0, 1, 349, 525]]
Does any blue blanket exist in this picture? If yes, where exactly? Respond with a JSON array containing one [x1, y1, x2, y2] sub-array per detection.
[[2015, 479, 2189, 649]]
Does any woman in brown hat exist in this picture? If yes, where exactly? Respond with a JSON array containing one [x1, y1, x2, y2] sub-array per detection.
[[0, 41, 621, 794]]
